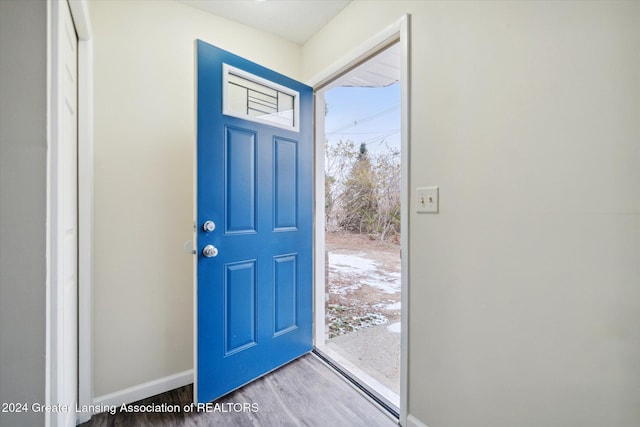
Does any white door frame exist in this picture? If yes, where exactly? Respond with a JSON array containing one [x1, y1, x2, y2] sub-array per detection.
[[47, 0, 93, 425], [308, 14, 411, 427]]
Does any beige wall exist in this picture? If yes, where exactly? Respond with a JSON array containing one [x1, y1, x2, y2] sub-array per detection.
[[0, 1, 47, 425], [89, 0, 302, 396], [89, 0, 640, 424], [305, 1, 640, 426]]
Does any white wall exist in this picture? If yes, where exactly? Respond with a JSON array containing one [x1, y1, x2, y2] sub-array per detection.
[[304, 1, 640, 426], [89, 0, 302, 397], [0, 1, 47, 425]]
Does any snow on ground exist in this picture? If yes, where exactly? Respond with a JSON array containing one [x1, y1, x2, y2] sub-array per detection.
[[328, 252, 401, 294], [329, 253, 378, 274], [387, 322, 401, 333], [326, 238, 401, 338], [373, 301, 401, 311], [361, 277, 400, 294]]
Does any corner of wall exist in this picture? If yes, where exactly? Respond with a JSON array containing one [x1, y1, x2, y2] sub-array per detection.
[[406, 414, 429, 427]]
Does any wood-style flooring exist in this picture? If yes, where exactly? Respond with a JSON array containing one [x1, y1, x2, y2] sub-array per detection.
[[80, 354, 398, 427]]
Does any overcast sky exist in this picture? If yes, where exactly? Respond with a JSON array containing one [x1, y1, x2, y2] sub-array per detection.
[[324, 83, 401, 156]]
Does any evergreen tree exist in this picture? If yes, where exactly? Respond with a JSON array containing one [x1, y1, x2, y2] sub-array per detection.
[[340, 143, 378, 233]]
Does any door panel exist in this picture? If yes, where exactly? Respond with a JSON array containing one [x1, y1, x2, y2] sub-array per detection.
[[225, 126, 257, 233], [274, 254, 298, 334], [224, 260, 257, 354], [274, 138, 298, 230], [196, 40, 313, 404]]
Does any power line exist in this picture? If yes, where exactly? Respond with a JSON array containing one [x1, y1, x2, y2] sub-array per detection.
[[326, 102, 400, 134], [361, 132, 401, 151], [326, 128, 400, 136]]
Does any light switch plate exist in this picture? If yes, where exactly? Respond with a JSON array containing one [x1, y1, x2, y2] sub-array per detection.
[[416, 186, 439, 213]]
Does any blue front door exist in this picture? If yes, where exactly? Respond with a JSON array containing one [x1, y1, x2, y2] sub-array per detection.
[[196, 40, 313, 403]]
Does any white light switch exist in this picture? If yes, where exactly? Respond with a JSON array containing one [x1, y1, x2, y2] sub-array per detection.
[[416, 186, 439, 213]]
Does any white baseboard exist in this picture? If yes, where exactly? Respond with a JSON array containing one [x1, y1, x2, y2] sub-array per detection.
[[406, 413, 429, 427], [92, 370, 193, 411]]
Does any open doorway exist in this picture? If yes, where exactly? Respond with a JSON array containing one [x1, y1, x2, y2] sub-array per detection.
[[314, 41, 403, 414]]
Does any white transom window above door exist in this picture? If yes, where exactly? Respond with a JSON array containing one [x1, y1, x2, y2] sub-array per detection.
[[223, 63, 300, 132]]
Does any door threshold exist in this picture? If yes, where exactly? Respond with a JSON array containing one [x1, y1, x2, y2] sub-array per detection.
[[312, 347, 399, 420]]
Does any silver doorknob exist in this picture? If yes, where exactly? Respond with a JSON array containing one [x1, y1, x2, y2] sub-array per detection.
[[203, 220, 216, 232], [202, 244, 218, 258]]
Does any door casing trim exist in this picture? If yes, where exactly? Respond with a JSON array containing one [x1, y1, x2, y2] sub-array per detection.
[[46, 0, 94, 425], [309, 14, 411, 427]]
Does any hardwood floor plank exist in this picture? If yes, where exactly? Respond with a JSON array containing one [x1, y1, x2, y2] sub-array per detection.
[[80, 354, 398, 427]]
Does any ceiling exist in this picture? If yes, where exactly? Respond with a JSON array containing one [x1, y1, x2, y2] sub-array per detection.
[[329, 42, 401, 89], [180, 0, 399, 88], [179, 0, 352, 45]]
